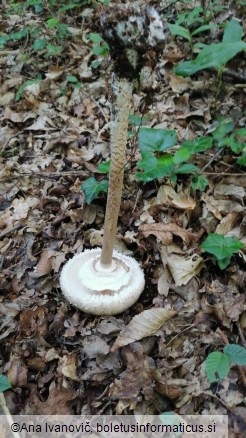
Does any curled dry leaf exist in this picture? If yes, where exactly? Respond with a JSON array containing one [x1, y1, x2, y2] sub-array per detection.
[[140, 222, 199, 246], [111, 307, 176, 352], [156, 185, 196, 210], [167, 252, 204, 286]]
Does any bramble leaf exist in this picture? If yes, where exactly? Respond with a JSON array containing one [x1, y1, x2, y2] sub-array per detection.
[[205, 352, 230, 382], [224, 344, 246, 365]]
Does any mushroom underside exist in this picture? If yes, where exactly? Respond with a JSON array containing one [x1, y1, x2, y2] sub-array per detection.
[[60, 248, 145, 315]]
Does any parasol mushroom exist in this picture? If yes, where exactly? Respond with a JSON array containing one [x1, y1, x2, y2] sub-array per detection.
[[60, 3, 167, 315]]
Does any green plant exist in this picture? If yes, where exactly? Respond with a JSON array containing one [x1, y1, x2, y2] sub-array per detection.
[[88, 33, 109, 68], [81, 177, 108, 204], [135, 127, 210, 188], [175, 19, 246, 77], [200, 234, 244, 269], [205, 344, 246, 382]]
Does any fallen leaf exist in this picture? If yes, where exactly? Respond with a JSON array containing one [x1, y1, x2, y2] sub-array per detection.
[[111, 307, 176, 352], [156, 185, 196, 210], [140, 222, 199, 246]]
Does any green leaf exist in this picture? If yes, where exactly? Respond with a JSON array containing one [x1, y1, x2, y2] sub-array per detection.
[[0, 34, 10, 47], [175, 163, 197, 174], [190, 175, 208, 191], [221, 134, 243, 153], [66, 75, 78, 83], [174, 19, 246, 77], [235, 128, 246, 139], [182, 136, 213, 154], [173, 148, 191, 164], [128, 114, 148, 126], [138, 128, 176, 156], [46, 18, 59, 29], [88, 32, 104, 43], [32, 38, 47, 51], [237, 152, 246, 166], [97, 161, 110, 173], [92, 44, 109, 56], [136, 155, 174, 182], [167, 23, 191, 42], [11, 27, 28, 41], [224, 344, 246, 365], [200, 234, 244, 269], [212, 119, 234, 141], [91, 59, 101, 69], [0, 375, 11, 393], [81, 177, 108, 204], [45, 44, 62, 57], [223, 18, 243, 44], [205, 352, 230, 382], [191, 24, 217, 36]]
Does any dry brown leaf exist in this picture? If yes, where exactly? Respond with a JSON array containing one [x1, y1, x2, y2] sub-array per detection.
[[111, 307, 176, 352], [167, 253, 203, 286], [140, 222, 199, 246], [60, 353, 79, 381], [156, 185, 196, 210], [33, 249, 55, 277]]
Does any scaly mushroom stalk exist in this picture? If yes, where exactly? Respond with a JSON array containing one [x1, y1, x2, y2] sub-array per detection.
[[59, 3, 167, 315], [100, 77, 133, 267]]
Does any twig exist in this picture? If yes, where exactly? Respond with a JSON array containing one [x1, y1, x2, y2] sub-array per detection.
[[201, 148, 224, 172], [0, 170, 88, 182], [224, 68, 246, 83]]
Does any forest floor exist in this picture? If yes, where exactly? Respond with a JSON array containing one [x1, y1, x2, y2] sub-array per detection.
[[0, 0, 245, 436]]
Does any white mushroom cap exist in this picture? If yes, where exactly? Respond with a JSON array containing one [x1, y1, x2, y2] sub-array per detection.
[[60, 248, 145, 315]]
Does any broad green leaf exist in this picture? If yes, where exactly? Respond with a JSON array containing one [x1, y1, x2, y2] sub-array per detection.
[[212, 119, 234, 141], [81, 177, 108, 204], [237, 152, 246, 166], [66, 75, 78, 83], [224, 344, 246, 365], [205, 352, 230, 382], [136, 155, 174, 182], [128, 114, 148, 126], [45, 44, 62, 57], [190, 175, 208, 191], [235, 128, 246, 139], [0, 34, 10, 47], [191, 24, 217, 36], [222, 19, 243, 44], [97, 161, 110, 173], [92, 44, 109, 56], [200, 234, 243, 269], [220, 134, 243, 154], [0, 375, 11, 393], [46, 18, 59, 29], [11, 28, 28, 41], [173, 148, 191, 164], [174, 20, 246, 77], [167, 23, 191, 42], [182, 136, 213, 154], [175, 163, 197, 174], [91, 60, 101, 69], [138, 128, 176, 156], [217, 257, 232, 270], [32, 38, 47, 51], [175, 41, 246, 76], [88, 32, 104, 43]]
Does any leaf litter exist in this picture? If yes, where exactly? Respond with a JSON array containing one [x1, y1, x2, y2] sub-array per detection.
[[0, 0, 245, 436]]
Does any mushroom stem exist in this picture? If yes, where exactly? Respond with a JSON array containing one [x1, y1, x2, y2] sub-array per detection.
[[100, 76, 133, 267]]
